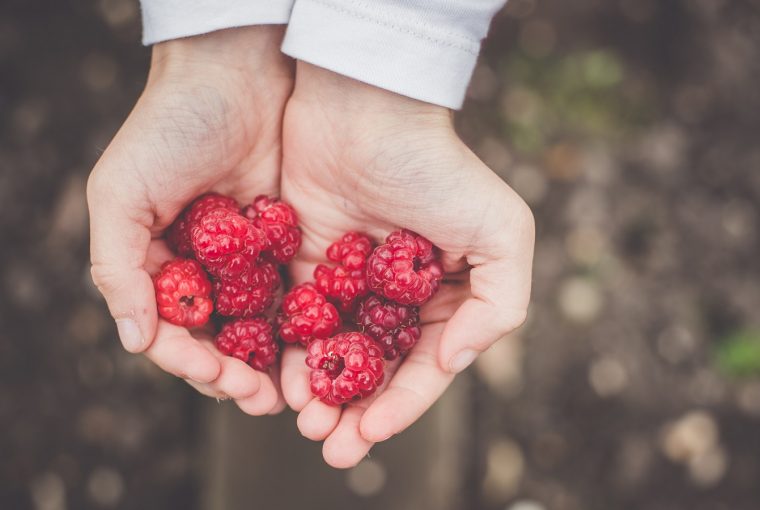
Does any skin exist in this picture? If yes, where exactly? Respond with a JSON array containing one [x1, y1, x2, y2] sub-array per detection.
[[87, 28, 535, 468], [279, 62, 534, 468], [87, 26, 293, 415]]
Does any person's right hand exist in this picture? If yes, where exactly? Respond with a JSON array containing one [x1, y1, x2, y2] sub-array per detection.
[[87, 26, 293, 414]]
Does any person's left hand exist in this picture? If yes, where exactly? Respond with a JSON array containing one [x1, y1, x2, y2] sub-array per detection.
[[277, 63, 535, 468]]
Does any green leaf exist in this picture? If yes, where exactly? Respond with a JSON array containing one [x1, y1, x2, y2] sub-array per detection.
[[715, 330, 760, 377]]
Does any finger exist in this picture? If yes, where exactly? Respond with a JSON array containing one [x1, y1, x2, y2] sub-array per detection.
[[320, 355, 401, 464], [87, 160, 159, 354], [438, 198, 534, 373], [297, 398, 341, 441], [185, 379, 228, 399], [267, 363, 288, 415], [322, 405, 374, 469], [360, 323, 453, 442], [280, 345, 313, 411], [143, 321, 221, 383], [235, 371, 280, 416], [200, 348, 263, 400]]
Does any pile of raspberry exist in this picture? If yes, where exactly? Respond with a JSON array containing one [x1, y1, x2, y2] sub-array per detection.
[[153, 193, 444, 406]]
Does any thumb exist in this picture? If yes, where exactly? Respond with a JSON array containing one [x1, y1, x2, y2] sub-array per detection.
[[438, 199, 535, 373], [87, 167, 158, 353]]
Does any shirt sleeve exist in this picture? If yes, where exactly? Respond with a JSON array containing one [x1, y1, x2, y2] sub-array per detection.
[[281, 0, 507, 109], [140, 0, 296, 45]]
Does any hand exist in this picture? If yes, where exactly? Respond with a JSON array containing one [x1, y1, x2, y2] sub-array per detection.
[[279, 63, 535, 467], [87, 26, 293, 415]]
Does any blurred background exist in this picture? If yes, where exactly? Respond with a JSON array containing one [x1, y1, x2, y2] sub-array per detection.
[[1, 0, 759, 509]]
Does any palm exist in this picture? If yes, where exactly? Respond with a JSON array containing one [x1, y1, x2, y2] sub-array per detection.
[[88, 27, 294, 415], [278, 96, 490, 467]]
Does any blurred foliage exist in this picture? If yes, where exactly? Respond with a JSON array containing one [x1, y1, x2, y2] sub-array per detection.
[[500, 49, 656, 154], [715, 330, 760, 377]]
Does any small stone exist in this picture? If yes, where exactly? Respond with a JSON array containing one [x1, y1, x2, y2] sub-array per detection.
[[565, 227, 605, 266], [558, 277, 603, 323], [87, 467, 124, 507], [30, 472, 66, 510], [588, 357, 628, 397], [482, 438, 524, 503], [688, 446, 728, 487], [511, 164, 548, 205], [80, 53, 118, 92], [346, 459, 386, 497], [518, 20, 556, 58], [478, 137, 513, 175], [736, 382, 760, 417], [661, 411, 719, 463], [475, 334, 524, 399], [656, 325, 696, 364], [508, 500, 546, 510]]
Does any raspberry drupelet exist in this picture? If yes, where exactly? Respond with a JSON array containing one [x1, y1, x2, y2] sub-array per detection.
[[191, 208, 266, 280], [242, 195, 301, 264], [306, 332, 385, 405], [314, 264, 370, 313], [214, 317, 278, 371], [326, 231, 374, 268], [314, 231, 373, 312], [166, 193, 239, 256], [277, 283, 341, 346], [366, 229, 444, 305], [356, 294, 421, 360], [153, 259, 213, 327], [213, 261, 281, 317]]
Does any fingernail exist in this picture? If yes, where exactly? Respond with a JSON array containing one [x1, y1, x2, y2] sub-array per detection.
[[449, 349, 478, 373], [115, 319, 144, 352]]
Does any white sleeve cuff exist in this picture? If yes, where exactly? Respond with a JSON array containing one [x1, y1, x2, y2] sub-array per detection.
[[140, 0, 295, 45], [282, 0, 498, 109]]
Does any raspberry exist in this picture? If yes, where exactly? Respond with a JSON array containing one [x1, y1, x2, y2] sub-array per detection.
[[314, 264, 370, 312], [191, 208, 266, 280], [306, 332, 385, 405], [213, 262, 280, 317], [356, 294, 421, 360], [276, 283, 341, 346], [366, 229, 444, 305], [242, 195, 301, 263], [326, 232, 374, 269], [215, 318, 278, 371], [167, 193, 239, 256], [153, 258, 213, 327]]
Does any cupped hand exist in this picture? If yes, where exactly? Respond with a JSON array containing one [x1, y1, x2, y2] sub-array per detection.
[[87, 26, 293, 415], [279, 63, 535, 467]]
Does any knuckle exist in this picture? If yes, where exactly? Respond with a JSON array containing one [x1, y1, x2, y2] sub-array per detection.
[[89, 263, 121, 295]]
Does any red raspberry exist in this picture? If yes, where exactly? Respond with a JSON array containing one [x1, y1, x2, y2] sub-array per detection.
[[326, 232, 374, 269], [213, 262, 280, 317], [366, 229, 444, 305], [314, 264, 370, 312], [191, 208, 266, 280], [356, 294, 421, 360], [276, 283, 340, 346], [306, 332, 385, 405], [215, 318, 278, 371], [153, 259, 213, 327], [242, 195, 301, 263], [166, 193, 239, 256]]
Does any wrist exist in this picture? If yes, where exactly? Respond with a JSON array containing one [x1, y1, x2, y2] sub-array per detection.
[[148, 26, 293, 89], [291, 62, 452, 127]]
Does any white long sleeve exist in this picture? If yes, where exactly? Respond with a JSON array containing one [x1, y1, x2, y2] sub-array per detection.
[[139, 0, 506, 108], [140, 0, 295, 45], [282, 0, 507, 108]]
